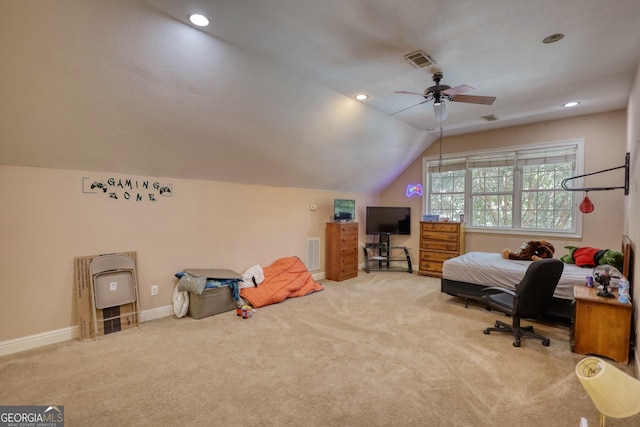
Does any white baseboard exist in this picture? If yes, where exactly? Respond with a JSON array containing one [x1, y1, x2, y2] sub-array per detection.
[[0, 326, 79, 357], [0, 305, 174, 357], [141, 305, 173, 322], [312, 271, 326, 281]]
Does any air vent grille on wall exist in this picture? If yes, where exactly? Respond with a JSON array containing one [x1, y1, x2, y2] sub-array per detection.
[[306, 238, 320, 271], [403, 50, 436, 69]]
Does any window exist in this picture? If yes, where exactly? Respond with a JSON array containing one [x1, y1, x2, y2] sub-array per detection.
[[424, 141, 583, 235]]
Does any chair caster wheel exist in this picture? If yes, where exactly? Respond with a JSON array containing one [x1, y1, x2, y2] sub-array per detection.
[[542, 339, 550, 346], [513, 341, 521, 347], [483, 329, 490, 335]]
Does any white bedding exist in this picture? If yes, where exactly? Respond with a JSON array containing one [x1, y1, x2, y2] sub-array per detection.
[[442, 252, 591, 300]]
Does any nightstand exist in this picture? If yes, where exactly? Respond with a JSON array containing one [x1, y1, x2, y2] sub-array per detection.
[[572, 285, 632, 364]]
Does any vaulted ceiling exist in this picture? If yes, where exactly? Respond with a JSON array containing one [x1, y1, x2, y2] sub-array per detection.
[[2, 0, 639, 194]]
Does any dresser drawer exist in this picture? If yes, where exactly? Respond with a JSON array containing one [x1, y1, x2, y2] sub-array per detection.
[[420, 241, 459, 252], [339, 233, 358, 249], [338, 223, 358, 235], [339, 252, 358, 267], [419, 260, 444, 274], [420, 251, 458, 263], [421, 222, 460, 233], [421, 230, 459, 242], [338, 246, 358, 257], [338, 270, 357, 280]]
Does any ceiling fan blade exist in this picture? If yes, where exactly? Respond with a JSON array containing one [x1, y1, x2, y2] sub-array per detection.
[[434, 102, 447, 122], [450, 94, 496, 105], [389, 99, 429, 117], [442, 84, 474, 96], [395, 90, 427, 97]]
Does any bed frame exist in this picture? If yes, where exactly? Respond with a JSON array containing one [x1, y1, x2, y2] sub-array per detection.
[[441, 236, 634, 321]]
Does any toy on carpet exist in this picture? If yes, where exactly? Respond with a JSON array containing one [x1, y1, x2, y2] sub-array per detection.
[[501, 240, 555, 261], [236, 304, 254, 319], [560, 246, 624, 271]]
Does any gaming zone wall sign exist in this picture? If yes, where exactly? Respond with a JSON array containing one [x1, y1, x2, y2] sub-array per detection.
[[82, 176, 172, 202]]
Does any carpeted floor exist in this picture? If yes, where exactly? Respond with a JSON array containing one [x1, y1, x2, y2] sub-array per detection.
[[0, 272, 637, 426]]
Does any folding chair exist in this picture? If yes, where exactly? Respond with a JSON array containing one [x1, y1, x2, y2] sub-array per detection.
[[89, 254, 141, 339]]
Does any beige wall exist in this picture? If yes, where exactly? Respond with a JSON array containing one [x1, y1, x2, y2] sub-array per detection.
[[1, 93, 636, 352], [625, 60, 640, 370], [381, 110, 628, 260], [0, 165, 378, 341]]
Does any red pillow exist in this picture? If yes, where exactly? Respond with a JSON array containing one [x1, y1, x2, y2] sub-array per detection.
[[572, 247, 600, 267]]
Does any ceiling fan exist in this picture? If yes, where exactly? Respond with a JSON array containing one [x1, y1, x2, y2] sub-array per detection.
[[391, 71, 496, 121]]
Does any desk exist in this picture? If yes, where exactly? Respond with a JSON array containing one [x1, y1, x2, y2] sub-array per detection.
[[572, 285, 632, 364]]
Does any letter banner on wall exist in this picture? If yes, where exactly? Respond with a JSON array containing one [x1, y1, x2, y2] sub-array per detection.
[[82, 177, 172, 202]]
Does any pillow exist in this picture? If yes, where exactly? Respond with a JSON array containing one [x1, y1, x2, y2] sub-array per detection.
[[240, 265, 264, 289], [177, 274, 206, 294], [172, 285, 189, 318]]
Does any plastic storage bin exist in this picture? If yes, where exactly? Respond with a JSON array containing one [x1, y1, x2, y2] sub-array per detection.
[[188, 285, 236, 319]]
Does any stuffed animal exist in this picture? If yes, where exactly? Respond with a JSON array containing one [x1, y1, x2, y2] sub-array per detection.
[[501, 240, 555, 261], [560, 246, 624, 271]]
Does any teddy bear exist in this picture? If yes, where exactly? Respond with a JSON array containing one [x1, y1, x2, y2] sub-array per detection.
[[560, 246, 624, 271], [501, 240, 556, 261]]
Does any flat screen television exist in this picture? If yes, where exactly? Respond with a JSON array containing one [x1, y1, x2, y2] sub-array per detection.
[[334, 199, 355, 221], [366, 206, 411, 235]]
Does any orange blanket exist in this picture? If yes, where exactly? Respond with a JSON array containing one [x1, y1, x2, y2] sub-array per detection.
[[240, 256, 324, 308]]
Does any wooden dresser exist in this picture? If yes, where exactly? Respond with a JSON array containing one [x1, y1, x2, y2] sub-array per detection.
[[572, 285, 632, 364], [326, 222, 358, 282], [418, 221, 465, 278]]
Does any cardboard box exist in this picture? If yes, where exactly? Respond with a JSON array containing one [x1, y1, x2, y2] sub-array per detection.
[[74, 251, 139, 340], [188, 285, 236, 319]]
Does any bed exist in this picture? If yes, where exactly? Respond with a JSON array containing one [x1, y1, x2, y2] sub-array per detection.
[[441, 236, 634, 320]]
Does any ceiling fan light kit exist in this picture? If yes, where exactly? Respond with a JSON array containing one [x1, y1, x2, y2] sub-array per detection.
[[392, 72, 497, 120]]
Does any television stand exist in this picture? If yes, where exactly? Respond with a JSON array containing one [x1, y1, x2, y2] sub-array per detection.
[[363, 234, 412, 273]]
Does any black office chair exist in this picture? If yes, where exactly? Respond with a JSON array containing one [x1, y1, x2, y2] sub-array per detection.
[[482, 258, 564, 347]]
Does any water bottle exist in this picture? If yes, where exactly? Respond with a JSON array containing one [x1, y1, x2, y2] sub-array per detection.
[[618, 279, 630, 303]]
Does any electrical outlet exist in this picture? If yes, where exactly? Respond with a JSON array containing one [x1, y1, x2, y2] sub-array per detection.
[[151, 285, 159, 296]]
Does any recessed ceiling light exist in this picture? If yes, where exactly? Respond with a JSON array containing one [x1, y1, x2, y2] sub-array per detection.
[[543, 33, 564, 44], [189, 14, 209, 27], [563, 101, 579, 108], [355, 94, 368, 101]]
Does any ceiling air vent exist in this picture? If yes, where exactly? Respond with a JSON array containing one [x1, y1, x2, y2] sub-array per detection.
[[403, 50, 436, 69], [481, 114, 499, 122]]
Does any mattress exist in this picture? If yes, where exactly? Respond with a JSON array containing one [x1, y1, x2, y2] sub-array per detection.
[[442, 252, 590, 300]]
